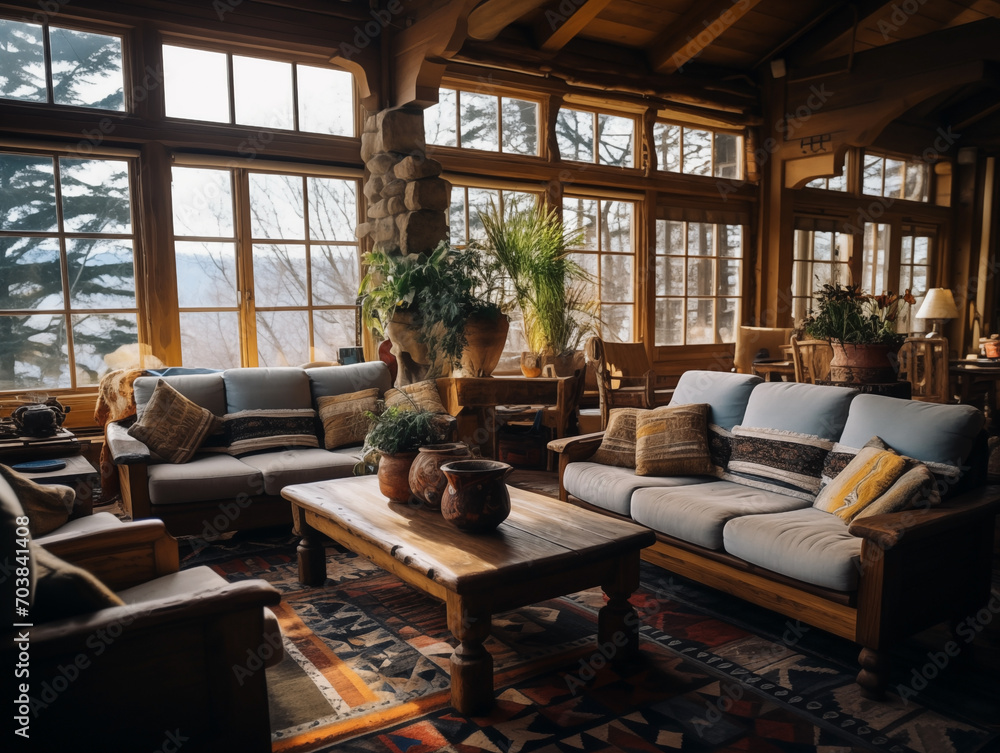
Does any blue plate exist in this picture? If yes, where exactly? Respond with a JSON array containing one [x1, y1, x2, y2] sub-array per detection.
[[11, 459, 66, 473]]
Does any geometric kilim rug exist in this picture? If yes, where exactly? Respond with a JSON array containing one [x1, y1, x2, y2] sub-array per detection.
[[184, 533, 1000, 753]]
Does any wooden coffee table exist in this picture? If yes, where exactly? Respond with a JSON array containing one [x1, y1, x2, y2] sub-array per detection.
[[282, 475, 656, 715]]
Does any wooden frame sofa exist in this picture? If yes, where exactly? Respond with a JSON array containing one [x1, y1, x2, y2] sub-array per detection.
[[549, 370, 1000, 698]]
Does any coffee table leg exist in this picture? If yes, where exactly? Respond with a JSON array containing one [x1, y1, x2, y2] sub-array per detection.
[[294, 506, 326, 586], [447, 593, 493, 715], [599, 554, 641, 661]]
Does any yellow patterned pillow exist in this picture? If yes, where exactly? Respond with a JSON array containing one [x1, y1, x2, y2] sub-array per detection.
[[813, 445, 908, 522], [318, 388, 379, 449], [384, 380, 447, 414], [635, 403, 714, 477], [590, 408, 643, 468]]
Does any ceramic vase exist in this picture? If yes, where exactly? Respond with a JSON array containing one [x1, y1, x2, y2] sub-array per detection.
[[520, 351, 542, 378], [408, 442, 472, 510], [377, 451, 418, 503], [439, 459, 513, 533]]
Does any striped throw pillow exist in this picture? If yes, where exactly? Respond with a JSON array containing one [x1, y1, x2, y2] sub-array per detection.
[[224, 408, 319, 456], [634, 403, 714, 477], [723, 426, 833, 501], [590, 408, 642, 468], [813, 446, 908, 522]]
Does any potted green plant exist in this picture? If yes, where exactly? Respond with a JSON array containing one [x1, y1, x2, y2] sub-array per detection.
[[355, 403, 442, 503], [802, 283, 915, 383], [478, 200, 598, 376]]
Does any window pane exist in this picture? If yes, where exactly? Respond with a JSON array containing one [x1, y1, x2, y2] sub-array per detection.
[[884, 158, 904, 199], [297, 65, 353, 136], [556, 109, 593, 163], [0, 237, 61, 310], [914, 236, 929, 264], [72, 312, 137, 385], [249, 173, 304, 240], [314, 308, 357, 362], [655, 299, 683, 346], [180, 311, 241, 369], [448, 189, 466, 246], [175, 242, 237, 307], [171, 167, 234, 237], [0, 313, 69, 389], [467, 188, 499, 242], [0, 20, 45, 102], [827, 172, 846, 192], [653, 123, 681, 172], [460, 92, 498, 151], [60, 158, 131, 234], [687, 258, 714, 296], [256, 309, 309, 366], [66, 239, 135, 308], [234, 55, 293, 130], [501, 98, 537, 155], [658, 220, 684, 252], [683, 128, 712, 176], [901, 236, 913, 265], [253, 244, 306, 306], [425, 89, 457, 147], [718, 259, 740, 296], [905, 162, 929, 202], [563, 198, 598, 248], [813, 232, 831, 261], [721, 225, 742, 257], [714, 133, 740, 178], [0, 154, 56, 231], [603, 201, 632, 253], [718, 298, 739, 343], [50, 28, 123, 110], [911, 266, 927, 295], [601, 304, 632, 342], [312, 245, 358, 305], [307, 177, 356, 241], [597, 114, 633, 167], [601, 255, 632, 302], [862, 155, 883, 196], [570, 252, 598, 279], [655, 256, 684, 296], [687, 223, 713, 256], [163, 45, 229, 123], [686, 298, 714, 344]]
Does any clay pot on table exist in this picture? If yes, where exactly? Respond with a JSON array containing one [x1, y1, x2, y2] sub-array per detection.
[[408, 442, 472, 510], [377, 451, 418, 503], [439, 459, 513, 533]]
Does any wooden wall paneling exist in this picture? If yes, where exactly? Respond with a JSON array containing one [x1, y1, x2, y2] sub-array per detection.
[[950, 157, 984, 355], [637, 188, 656, 351]]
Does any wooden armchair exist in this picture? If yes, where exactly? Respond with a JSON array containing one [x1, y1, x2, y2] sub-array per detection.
[[584, 337, 656, 429], [3, 478, 281, 753], [733, 326, 793, 374], [898, 336, 950, 403], [790, 336, 834, 384]]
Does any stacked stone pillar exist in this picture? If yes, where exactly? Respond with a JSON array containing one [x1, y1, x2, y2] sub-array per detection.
[[358, 106, 450, 255]]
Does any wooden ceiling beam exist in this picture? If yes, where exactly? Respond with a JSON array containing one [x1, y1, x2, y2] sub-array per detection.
[[783, 0, 896, 68], [646, 0, 764, 75], [467, 0, 549, 41], [533, 0, 613, 52], [942, 88, 1000, 131]]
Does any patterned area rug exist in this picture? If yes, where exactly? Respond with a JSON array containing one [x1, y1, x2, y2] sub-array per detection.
[[183, 532, 1000, 753]]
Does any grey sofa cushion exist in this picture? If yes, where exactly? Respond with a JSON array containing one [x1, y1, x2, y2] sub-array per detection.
[[741, 381, 858, 440], [837, 394, 984, 469], [239, 448, 360, 495], [307, 361, 393, 401], [669, 371, 761, 431], [723, 507, 863, 592], [147, 455, 264, 505], [564, 462, 712, 516], [630, 481, 811, 550], [224, 367, 312, 412], [134, 373, 226, 417]]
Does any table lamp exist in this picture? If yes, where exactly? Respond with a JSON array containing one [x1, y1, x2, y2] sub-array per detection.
[[915, 288, 958, 338]]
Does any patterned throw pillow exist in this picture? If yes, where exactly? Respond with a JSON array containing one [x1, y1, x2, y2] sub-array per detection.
[[317, 388, 379, 450], [708, 423, 734, 477], [723, 426, 833, 501], [590, 408, 642, 468], [127, 379, 222, 463], [385, 380, 448, 414], [224, 409, 319, 456], [821, 437, 887, 487], [850, 463, 940, 521], [635, 404, 714, 477], [0, 465, 74, 537], [813, 446, 908, 522]]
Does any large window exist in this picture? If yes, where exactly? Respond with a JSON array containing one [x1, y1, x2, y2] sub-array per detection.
[[862, 152, 931, 202], [791, 224, 851, 324], [655, 220, 742, 345], [0, 18, 124, 109], [653, 123, 742, 179], [1, 151, 137, 389], [556, 109, 634, 167], [170, 166, 360, 368], [563, 197, 635, 342], [425, 87, 539, 155], [162, 44, 354, 136]]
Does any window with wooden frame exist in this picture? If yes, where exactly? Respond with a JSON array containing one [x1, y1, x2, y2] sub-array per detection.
[[556, 107, 635, 168], [897, 225, 933, 334], [0, 148, 139, 390], [161, 43, 355, 136], [170, 162, 361, 369], [0, 17, 125, 110], [425, 87, 540, 155], [791, 218, 852, 325], [862, 151, 931, 202], [652, 123, 742, 179], [804, 153, 848, 191]]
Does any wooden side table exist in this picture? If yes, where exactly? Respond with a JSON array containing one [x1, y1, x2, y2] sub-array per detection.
[[17, 454, 100, 516]]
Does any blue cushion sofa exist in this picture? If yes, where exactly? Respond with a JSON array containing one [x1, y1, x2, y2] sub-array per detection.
[[549, 370, 1000, 698]]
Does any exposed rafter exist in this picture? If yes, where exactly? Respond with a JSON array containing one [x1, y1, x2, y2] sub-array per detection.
[[533, 0, 612, 52], [467, 0, 548, 41], [646, 0, 764, 74], [782, 0, 894, 67], [943, 87, 1000, 131]]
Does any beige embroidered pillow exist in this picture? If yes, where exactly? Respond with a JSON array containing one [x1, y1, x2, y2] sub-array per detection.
[[384, 380, 447, 414], [317, 388, 379, 449], [127, 379, 222, 463], [635, 403, 714, 477]]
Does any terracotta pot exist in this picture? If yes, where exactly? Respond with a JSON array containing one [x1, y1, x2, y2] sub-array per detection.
[[457, 314, 510, 377], [408, 442, 471, 510], [440, 459, 513, 533], [377, 451, 418, 503], [541, 349, 585, 377], [520, 351, 542, 378], [829, 342, 899, 384]]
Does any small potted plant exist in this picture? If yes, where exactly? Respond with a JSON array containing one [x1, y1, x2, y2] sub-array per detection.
[[802, 283, 915, 383], [355, 403, 444, 503]]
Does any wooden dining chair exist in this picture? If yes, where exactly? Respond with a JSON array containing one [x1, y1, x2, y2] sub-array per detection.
[[584, 336, 656, 429], [790, 336, 834, 384], [733, 326, 794, 374], [897, 336, 950, 403]]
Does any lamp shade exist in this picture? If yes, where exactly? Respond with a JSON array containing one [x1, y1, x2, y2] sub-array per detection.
[[915, 288, 958, 320]]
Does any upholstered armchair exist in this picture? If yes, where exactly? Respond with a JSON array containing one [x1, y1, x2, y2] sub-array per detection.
[[2, 475, 282, 753]]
